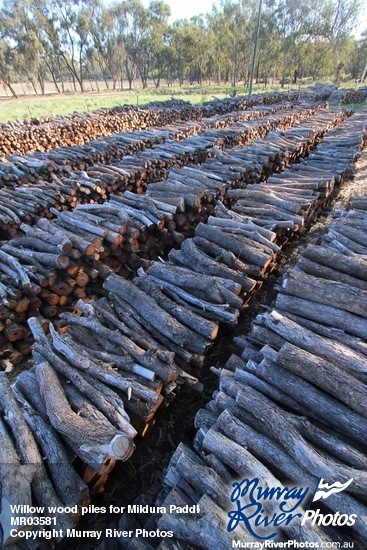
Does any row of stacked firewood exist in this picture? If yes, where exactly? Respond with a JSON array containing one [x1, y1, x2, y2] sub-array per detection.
[[0, 111, 365, 546], [0, 91, 306, 157], [0, 108, 351, 368], [0, 104, 340, 241], [329, 86, 367, 105], [0, 103, 322, 202], [127, 162, 367, 549]]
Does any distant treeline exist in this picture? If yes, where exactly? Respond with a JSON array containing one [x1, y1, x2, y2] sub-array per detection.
[[0, 0, 366, 97]]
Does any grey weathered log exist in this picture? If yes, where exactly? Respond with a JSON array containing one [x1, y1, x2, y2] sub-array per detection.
[[170, 239, 256, 292], [275, 342, 367, 416], [302, 243, 367, 281], [216, 409, 367, 541], [195, 222, 271, 267], [275, 293, 367, 340], [19, 396, 89, 508], [297, 255, 367, 290], [105, 293, 193, 363], [264, 310, 367, 381], [133, 276, 219, 340], [250, 357, 367, 445], [35, 362, 135, 470], [0, 373, 74, 533], [146, 275, 239, 325], [236, 386, 367, 497], [104, 273, 210, 355], [279, 267, 367, 318], [59, 311, 178, 383], [0, 416, 36, 546], [278, 311, 367, 358], [194, 234, 260, 275], [199, 426, 329, 543]]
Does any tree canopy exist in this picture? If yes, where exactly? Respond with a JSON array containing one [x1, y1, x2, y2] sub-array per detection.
[[0, 0, 365, 96]]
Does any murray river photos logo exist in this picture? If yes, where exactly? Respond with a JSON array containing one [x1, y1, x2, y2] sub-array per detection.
[[227, 477, 356, 540]]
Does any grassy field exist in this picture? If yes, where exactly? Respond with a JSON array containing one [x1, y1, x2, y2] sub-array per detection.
[[0, 79, 362, 124]]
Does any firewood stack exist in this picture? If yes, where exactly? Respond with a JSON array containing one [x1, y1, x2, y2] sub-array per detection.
[[329, 86, 367, 106], [80, 104, 321, 197], [0, 104, 326, 241], [146, 193, 367, 549], [0, 110, 363, 366], [0, 372, 89, 545], [225, 110, 366, 235], [0, 90, 309, 158], [144, 108, 348, 238]]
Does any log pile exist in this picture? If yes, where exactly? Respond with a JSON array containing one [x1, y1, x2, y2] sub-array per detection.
[[0, 110, 363, 366], [0, 103, 325, 239], [143, 195, 367, 549], [0, 91, 308, 157], [0, 108, 366, 547], [3, 102, 326, 193], [329, 86, 367, 106], [225, 109, 366, 234], [0, 372, 89, 546]]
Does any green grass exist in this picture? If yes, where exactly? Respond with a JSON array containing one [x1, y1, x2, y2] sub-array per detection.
[[0, 79, 363, 124]]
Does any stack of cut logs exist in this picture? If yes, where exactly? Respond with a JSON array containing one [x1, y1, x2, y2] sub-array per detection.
[[0, 90, 305, 158], [0, 110, 339, 365], [0, 109, 364, 370], [329, 86, 367, 106], [225, 110, 366, 235], [0, 101, 319, 190], [0, 103, 325, 239], [142, 192, 367, 549], [0, 104, 366, 547]]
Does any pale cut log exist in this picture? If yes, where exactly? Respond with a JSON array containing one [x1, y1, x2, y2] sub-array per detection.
[[297, 255, 367, 290], [12, 370, 48, 418], [90, 298, 175, 364], [146, 274, 239, 325], [166, 445, 230, 510], [59, 311, 178, 383], [170, 239, 256, 292], [69, 322, 157, 381], [18, 396, 89, 508], [34, 331, 159, 409], [275, 342, 367, 417], [236, 386, 367, 497], [100, 294, 193, 363], [0, 373, 74, 533], [193, 236, 261, 277], [279, 311, 367, 358], [147, 262, 242, 299], [43, 328, 137, 432], [264, 310, 367, 381], [232, 367, 307, 416], [35, 362, 135, 469], [195, 223, 271, 267], [280, 267, 367, 318], [302, 243, 367, 281]]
